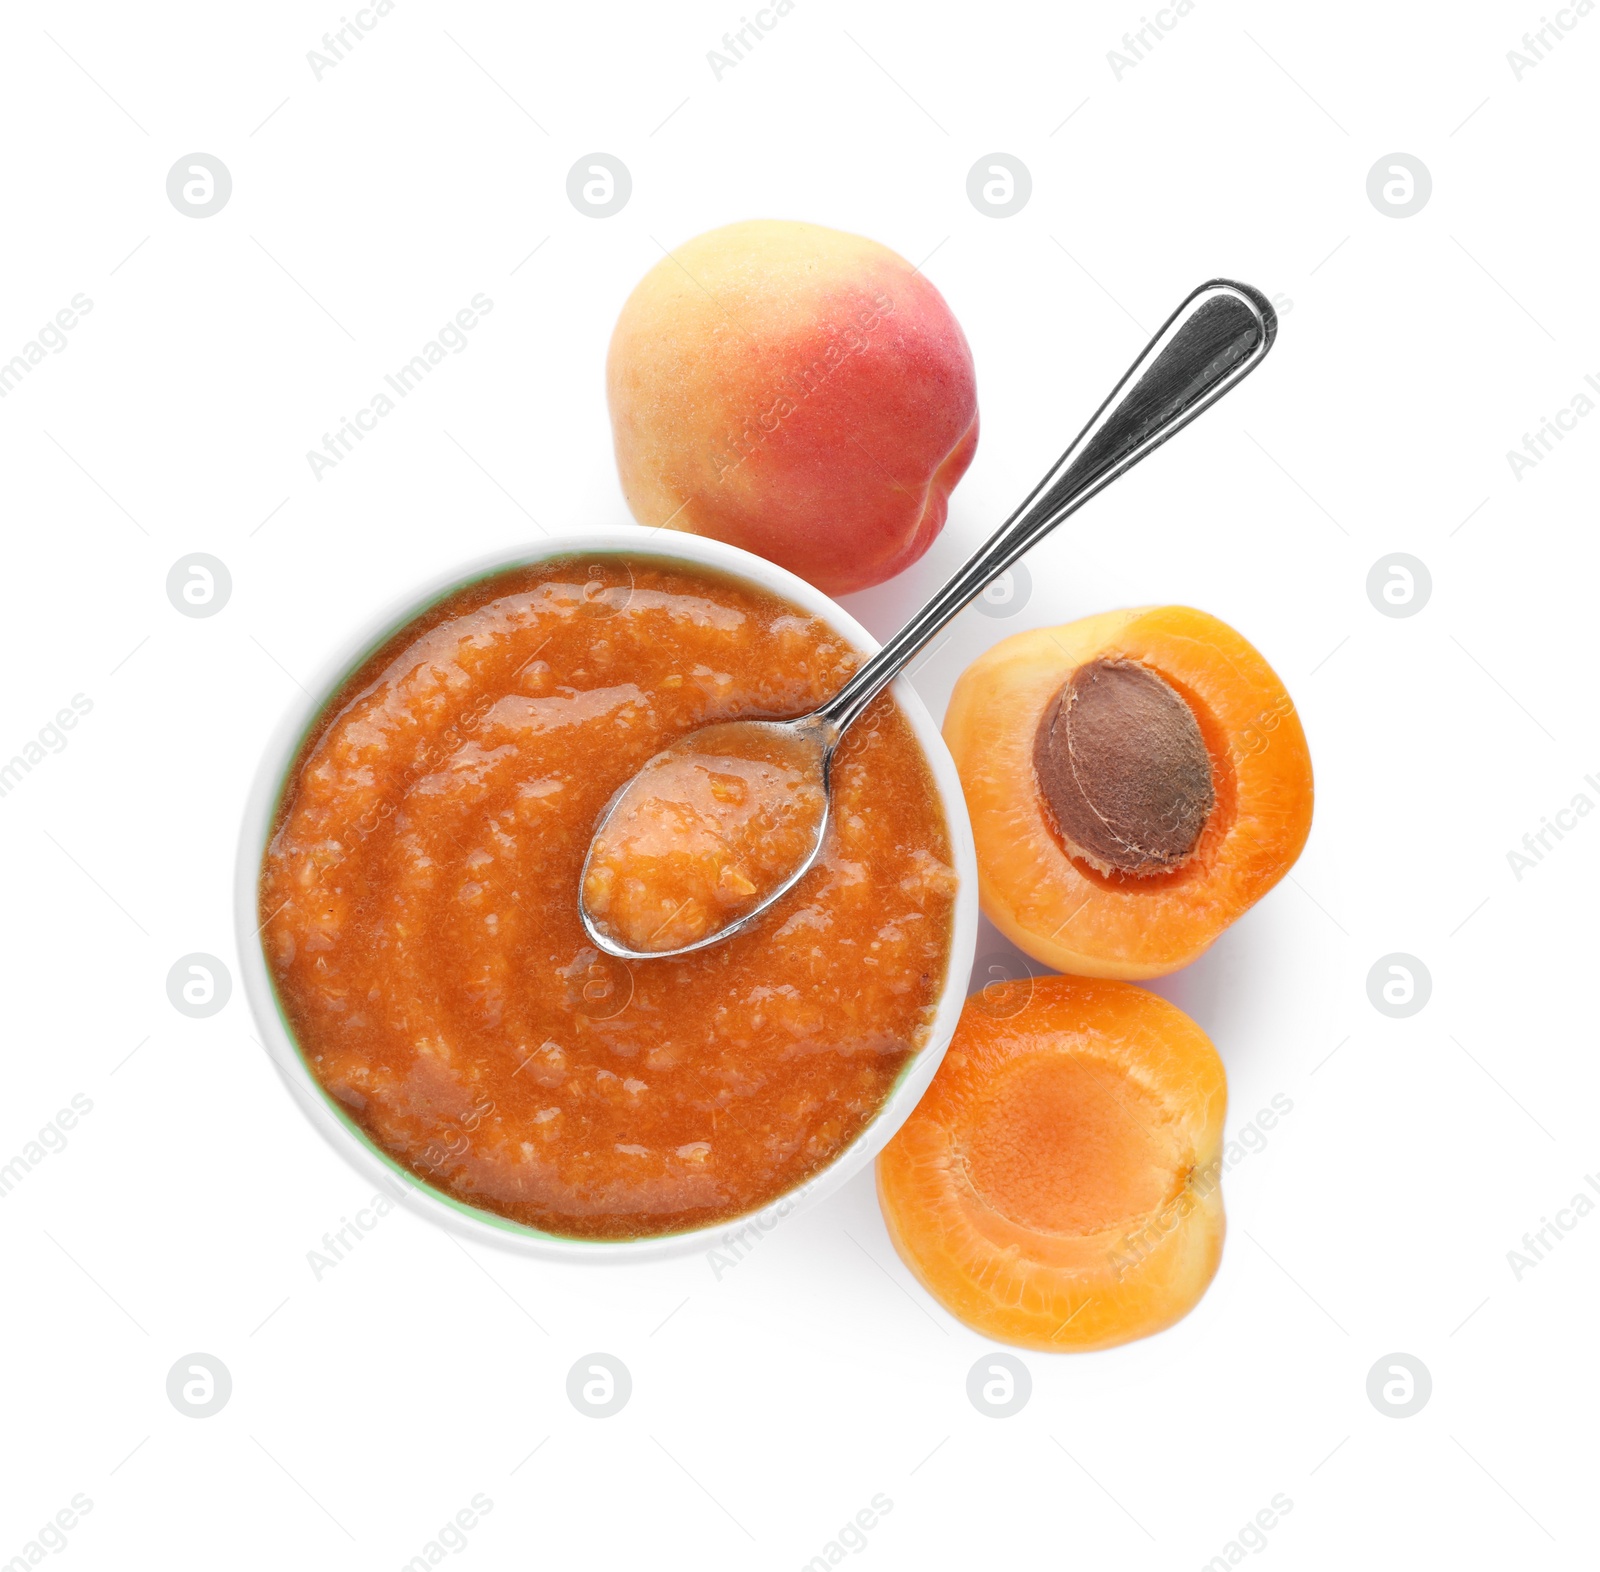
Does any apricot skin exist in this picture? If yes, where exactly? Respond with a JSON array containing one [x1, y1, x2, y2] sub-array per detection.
[[877, 976, 1226, 1353], [606, 220, 979, 596], [944, 607, 1314, 979]]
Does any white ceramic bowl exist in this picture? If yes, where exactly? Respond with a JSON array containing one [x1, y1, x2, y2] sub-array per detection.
[[236, 529, 978, 1261]]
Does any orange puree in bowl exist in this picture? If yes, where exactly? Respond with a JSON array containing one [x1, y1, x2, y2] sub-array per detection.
[[259, 556, 956, 1240]]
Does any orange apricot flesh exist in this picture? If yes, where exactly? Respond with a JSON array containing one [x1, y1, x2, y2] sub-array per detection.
[[877, 975, 1226, 1352], [943, 606, 1313, 979]]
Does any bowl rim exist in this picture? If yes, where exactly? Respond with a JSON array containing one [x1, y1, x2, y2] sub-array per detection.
[[234, 528, 979, 1263]]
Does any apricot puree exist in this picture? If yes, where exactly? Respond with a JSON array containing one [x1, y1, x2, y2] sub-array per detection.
[[259, 556, 956, 1240]]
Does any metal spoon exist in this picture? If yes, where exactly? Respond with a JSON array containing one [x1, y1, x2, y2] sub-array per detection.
[[580, 279, 1278, 960]]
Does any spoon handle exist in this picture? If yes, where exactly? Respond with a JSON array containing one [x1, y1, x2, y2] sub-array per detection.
[[818, 278, 1278, 735]]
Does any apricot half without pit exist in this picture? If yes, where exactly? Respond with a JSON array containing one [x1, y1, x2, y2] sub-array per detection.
[[877, 975, 1227, 1352], [945, 606, 1313, 979]]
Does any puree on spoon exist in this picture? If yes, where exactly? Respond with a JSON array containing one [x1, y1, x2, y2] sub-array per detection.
[[582, 721, 828, 955], [259, 555, 956, 1240]]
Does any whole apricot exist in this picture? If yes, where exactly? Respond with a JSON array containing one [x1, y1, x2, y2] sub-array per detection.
[[606, 220, 979, 595]]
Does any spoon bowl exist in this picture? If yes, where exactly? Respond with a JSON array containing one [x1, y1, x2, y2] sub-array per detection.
[[580, 714, 838, 958]]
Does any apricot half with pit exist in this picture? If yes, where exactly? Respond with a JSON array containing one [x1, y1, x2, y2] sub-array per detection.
[[944, 606, 1313, 978], [877, 975, 1227, 1351]]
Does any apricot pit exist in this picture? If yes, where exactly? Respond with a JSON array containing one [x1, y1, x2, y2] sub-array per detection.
[[1033, 657, 1215, 877]]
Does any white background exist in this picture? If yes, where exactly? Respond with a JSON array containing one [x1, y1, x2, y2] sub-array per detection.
[[1, 1, 1595, 1568]]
